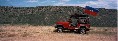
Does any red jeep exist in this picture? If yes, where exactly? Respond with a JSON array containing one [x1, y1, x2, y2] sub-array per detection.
[[54, 14, 90, 34]]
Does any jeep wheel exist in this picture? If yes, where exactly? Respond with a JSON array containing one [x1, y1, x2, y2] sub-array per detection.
[[57, 28, 63, 32], [57, 27, 63, 32], [80, 28, 86, 34]]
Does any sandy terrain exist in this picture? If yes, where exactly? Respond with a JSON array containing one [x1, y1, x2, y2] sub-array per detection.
[[0, 25, 117, 41]]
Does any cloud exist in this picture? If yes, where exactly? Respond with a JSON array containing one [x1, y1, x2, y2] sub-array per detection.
[[51, 1, 56, 2], [40, 1, 47, 3], [60, 0, 70, 2], [38, 0, 56, 4], [84, 0, 117, 9], [27, 0, 38, 3], [54, 0, 117, 9], [55, 0, 71, 6], [55, 2, 64, 5], [81, 1, 109, 8], [40, 0, 50, 3]]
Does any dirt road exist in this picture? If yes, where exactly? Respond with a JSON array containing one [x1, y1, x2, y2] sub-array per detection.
[[0, 25, 117, 41]]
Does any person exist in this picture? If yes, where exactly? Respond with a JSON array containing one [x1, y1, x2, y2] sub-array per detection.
[[68, 18, 78, 27], [68, 18, 72, 23], [71, 18, 78, 27]]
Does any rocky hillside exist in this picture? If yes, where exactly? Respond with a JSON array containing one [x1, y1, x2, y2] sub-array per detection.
[[0, 6, 117, 27]]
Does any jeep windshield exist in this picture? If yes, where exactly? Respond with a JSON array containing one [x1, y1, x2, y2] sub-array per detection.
[[78, 17, 89, 24], [70, 14, 89, 24]]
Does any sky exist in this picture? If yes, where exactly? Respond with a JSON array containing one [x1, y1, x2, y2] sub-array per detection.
[[0, 0, 117, 9]]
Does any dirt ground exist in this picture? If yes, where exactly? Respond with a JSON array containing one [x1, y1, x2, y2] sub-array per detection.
[[0, 25, 117, 41]]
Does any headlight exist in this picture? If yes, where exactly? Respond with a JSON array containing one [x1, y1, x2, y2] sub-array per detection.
[[80, 24, 85, 26]]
